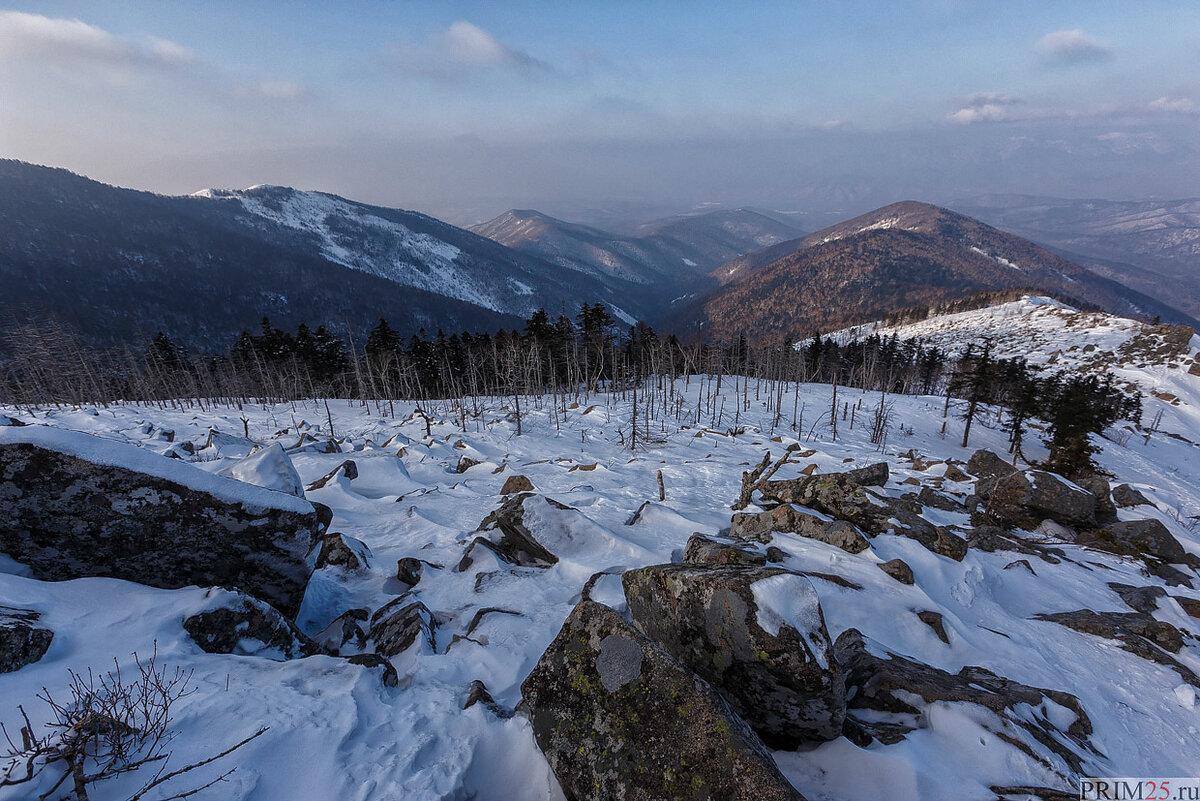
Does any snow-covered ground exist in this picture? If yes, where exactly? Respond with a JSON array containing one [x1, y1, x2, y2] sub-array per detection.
[[3, 328, 1200, 799]]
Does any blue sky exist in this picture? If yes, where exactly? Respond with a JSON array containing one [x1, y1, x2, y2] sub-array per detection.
[[1, 2, 1197, 224]]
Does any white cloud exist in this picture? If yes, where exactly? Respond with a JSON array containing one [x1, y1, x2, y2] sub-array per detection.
[[0, 10, 197, 68], [945, 93, 1021, 124], [1035, 29, 1112, 63], [1148, 96, 1198, 114], [391, 20, 547, 78]]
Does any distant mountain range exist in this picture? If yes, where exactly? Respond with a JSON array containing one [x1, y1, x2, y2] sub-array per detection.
[[957, 194, 1200, 319], [663, 201, 1198, 341], [1, 161, 1195, 354]]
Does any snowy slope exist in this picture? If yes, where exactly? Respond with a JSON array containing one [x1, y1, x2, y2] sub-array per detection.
[[3, 354, 1200, 798]]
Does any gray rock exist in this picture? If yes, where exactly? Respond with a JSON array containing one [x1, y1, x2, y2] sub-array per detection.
[[1112, 484, 1151, 508], [623, 564, 844, 747], [1107, 583, 1166, 614], [0, 606, 53, 673], [315, 532, 368, 570], [846, 462, 888, 487], [682, 533, 767, 566], [183, 593, 322, 659], [305, 459, 358, 491], [312, 608, 369, 653], [967, 449, 1016, 481], [835, 629, 1095, 773], [520, 599, 804, 801], [980, 470, 1097, 530], [347, 653, 398, 687], [878, 559, 914, 584], [368, 597, 434, 657], [1075, 476, 1117, 524], [917, 610, 950, 643], [1034, 609, 1184, 653], [1090, 519, 1191, 565], [918, 486, 964, 512], [396, 557, 424, 587], [0, 441, 323, 618], [731, 504, 869, 554], [460, 493, 559, 569]]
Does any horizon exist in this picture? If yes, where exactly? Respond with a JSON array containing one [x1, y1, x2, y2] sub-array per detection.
[[1, 3, 1198, 226]]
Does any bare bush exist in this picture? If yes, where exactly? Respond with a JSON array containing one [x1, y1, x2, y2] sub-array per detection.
[[1, 646, 266, 801]]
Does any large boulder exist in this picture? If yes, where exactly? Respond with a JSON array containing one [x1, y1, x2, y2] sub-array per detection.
[[623, 564, 844, 747], [966, 449, 1016, 481], [520, 599, 804, 801], [682, 533, 767, 566], [845, 462, 888, 487], [0, 606, 53, 673], [367, 596, 435, 657], [0, 428, 324, 618], [731, 505, 869, 553], [979, 470, 1097, 530], [1112, 484, 1151, 508], [183, 592, 322, 659], [1085, 519, 1194, 566], [1074, 476, 1118, 524], [835, 629, 1095, 776]]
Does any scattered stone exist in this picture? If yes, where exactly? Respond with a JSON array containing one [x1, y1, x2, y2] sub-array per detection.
[[765, 546, 789, 563], [305, 459, 358, 491], [623, 564, 844, 747], [942, 463, 971, 482], [682, 533, 767, 566], [0, 606, 53, 673], [1112, 484, 1151, 508], [460, 493, 559, 570], [732, 503, 869, 553], [846, 462, 888, 487], [1174, 596, 1200, 618], [0, 436, 324, 618], [520, 599, 804, 801], [1107, 583, 1166, 614], [1004, 559, 1037, 576], [347, 653, 398, 687], [500, 474, 534, 494], [917, 486, 963, 511], [967, 449, 1016, 481], [835, 629, 1095, 773], [315, 532, 368, 571], [396, 557, 424, 588], [456, 455, 483, 473], [368, 597, 434, 657], [183, 593, 322, 659], [878, 559, 914, 585], [917, 610, 950, 643]]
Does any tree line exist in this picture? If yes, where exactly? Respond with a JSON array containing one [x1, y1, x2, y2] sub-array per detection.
[[0, 302, 1139, 475]]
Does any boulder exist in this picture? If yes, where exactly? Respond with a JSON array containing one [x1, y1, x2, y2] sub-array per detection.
[[1107, 583, 1166, 614], [0, 606, 53, 673], [878, 559, 914, 585], [315, 533, 369, 571], [682, 533, 767, 566], [520, 599, 804, 801], [368, 597, 434, 657], [1034, 609, 1184, 654], [1075, 476, 1117, 524], [396, 557, 424, 587], [845, 462, 888, 487], [967, 449, 1016, 481], [980, 470, 1097, 530], [1088, 519, 1193, 565], [623, 564, 844, 747], [183, 593, 322, 659], [917, 486, 964, 512], [500, 474, 534, 494], [0, 430, 323, 618], [1112, 484, 1151, 508], [313, 608, 369, 654], [917, 610, 950, 643], [731, 504, 868, 553], [835, 629, 1095, 774], [456, 455, 483, 473], [460, 493, 559, 569]]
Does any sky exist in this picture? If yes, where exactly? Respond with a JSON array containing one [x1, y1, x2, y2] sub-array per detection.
[[0, 1, 1197, 227]]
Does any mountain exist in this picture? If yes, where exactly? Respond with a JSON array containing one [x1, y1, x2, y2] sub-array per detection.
[[0, 161, 629, 351], [957, 194, 1200, 318], [470, 207, 800, 303], [666, 201, 1197, 342]]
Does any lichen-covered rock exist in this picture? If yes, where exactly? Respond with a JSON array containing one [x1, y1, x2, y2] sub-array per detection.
[[1034, 609, 1184, 653], [967, 449, 1016, 481], [1088, 519, 1193, 565], [846, 462, 888, 487], [623, 564, 844, 747], [0, 606, 53, 673], [183, 592, 322, 659], [682, 533, 766, 566], [834, 629, 1095, 775], [520, 599, 804, 801], [731, 504, 869, 553], [878, 558, 914, 585], [980, 470, 1097, 530], [0, 434, 323, 619]]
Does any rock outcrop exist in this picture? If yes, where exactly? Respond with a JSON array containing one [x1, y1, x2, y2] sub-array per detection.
[[0, 606, 53, 673], [183, 592, 322, 659], [977, 470, 1097, 530], [0, 430, 324, 618], [520, 599, 804, 801], [623, 564, 844, 747]]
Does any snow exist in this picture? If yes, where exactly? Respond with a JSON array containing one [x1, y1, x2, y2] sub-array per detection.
[[751, 573, 830, 668], [3, 301, 1200, 800], [217, 441, 306, 498], [0, 424, 313, 514]]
